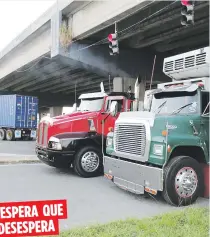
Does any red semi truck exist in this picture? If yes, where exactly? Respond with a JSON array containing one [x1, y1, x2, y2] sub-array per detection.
[[35, 83, 137, 177]]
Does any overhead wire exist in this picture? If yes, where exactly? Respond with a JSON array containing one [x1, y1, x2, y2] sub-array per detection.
[[15, 0, 178, 72], [70, 0, 156, 45], [76, 0, 179, 52]]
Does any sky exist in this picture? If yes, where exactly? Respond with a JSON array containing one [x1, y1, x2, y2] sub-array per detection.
[[0, 0, 56, 52]]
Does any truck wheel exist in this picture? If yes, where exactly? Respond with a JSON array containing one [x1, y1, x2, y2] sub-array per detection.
[[0, 129, 6, 141], [73, 146, 103, 178], [6, 129, 15, 141], [162, 156, 203, 206]]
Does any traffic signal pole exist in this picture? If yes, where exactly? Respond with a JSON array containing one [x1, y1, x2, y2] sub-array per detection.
[[181, 0, 195, 26], [108, 22, 119, 56]]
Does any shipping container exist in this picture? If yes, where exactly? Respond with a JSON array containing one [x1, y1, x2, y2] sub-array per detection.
[[0, 95, 38, 141]]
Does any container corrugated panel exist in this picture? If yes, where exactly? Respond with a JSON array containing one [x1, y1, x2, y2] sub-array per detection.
[[0, 95, 16, 128], [0, 95, 38, 129]]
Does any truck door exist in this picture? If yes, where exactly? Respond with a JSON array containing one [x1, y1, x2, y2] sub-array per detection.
[[201, 91, 209, 160], [101, 97, 125, 135]]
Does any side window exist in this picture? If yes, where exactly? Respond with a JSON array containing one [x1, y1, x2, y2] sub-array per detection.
[[106, 100, 123, 112], [201, 92, 209, 115]]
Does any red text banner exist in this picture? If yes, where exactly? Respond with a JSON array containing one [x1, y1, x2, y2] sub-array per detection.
[[0, 199, 67, 237]]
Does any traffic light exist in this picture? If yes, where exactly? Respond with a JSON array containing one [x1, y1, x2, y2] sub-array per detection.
[[181, 0, 195, 26], [108, 33, 119, 56]]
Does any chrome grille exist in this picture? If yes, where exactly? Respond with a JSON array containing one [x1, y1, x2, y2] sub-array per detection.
[[114, 124, 146, 156], [37, 122, 48, 146], [38, 123, 43, 144], [43, 123, 48, 146]]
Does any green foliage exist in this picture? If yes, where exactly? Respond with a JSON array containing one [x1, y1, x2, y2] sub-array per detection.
[[59, 22, 72, 50], [52, 207, 209, 237]]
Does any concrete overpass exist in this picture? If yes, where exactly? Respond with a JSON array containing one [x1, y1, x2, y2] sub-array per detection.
[[0, 0, 209, 109]]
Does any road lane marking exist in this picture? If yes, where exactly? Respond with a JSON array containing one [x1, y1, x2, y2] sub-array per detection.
[[0, 154, 36, 157], [0, 163, 44, 167]]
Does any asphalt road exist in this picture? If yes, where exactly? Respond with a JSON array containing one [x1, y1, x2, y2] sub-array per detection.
[[0, 163, 208, 230], [0, 140, 36, 156]]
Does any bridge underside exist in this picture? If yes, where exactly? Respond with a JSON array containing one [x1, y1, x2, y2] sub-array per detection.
[[0, 54, 108, 93], [0, 46, 167, 108], [0, 53, 109, 107], [84, 1, 209, 54], [0, 1, 208, 108]]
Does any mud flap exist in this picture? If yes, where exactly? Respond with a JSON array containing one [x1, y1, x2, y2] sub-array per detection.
[[202, 164, 210, 198]]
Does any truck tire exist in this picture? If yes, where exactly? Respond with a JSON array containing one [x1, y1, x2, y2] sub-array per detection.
[[73, 146, 103, 178], [162, 156, 203, 206], [0, 129, 6, 141], [6, 129, 15, 141]]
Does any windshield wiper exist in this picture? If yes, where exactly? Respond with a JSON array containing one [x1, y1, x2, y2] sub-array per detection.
[[171, 102, 193, 115], [154, 101, 167, 114]]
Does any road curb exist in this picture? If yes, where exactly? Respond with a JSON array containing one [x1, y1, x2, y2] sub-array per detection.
[[0, 160, 42, 165]]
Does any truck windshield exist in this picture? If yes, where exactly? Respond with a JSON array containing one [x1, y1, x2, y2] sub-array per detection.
[[151, 90, 199, 115], [78, 98, 104, 112]]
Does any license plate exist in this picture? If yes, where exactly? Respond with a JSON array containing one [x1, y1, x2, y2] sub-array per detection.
[[31, 130, 36, 138], [15, 130, 21, 138]]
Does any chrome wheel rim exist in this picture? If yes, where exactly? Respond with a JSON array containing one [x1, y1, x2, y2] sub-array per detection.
[[81, 151, 99, 173], [175, 167, 198, 198], [0, 130, 4, 138], [7, 131, 12, 140]]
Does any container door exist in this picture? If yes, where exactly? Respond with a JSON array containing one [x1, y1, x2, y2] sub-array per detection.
[[16, 96, 38, 129], [27, 96, 38, 129], [0, 95, 16, 128], [16, 95, 25, 128]]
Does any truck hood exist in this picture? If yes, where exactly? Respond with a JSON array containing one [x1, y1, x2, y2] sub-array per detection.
[[41, 111, 98, 125], [152, 114, 201, 138], [116, 111, 156, 127], [116, 112, 200, 141]]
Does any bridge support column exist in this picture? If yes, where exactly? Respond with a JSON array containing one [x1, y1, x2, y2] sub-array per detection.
[[113, 77, 146, 110], [49, 107, 63, 117], [113, 77, 136, 93]]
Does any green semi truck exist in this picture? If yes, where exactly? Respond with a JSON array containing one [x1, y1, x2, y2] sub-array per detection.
[[104, 47, 209, 206]]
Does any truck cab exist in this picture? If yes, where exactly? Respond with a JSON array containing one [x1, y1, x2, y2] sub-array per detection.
[[36, 84, 135, 178], [104, 47, 210, 206]]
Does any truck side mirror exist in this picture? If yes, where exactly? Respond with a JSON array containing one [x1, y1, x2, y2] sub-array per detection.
[[110, 101, 118, 117], [144, 95, 152, 111], [72, 103, 77, 112]]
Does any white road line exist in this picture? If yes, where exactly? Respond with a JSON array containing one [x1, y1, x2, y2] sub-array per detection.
[[0, 154, 36, 157], [0, 163, 43, 167]]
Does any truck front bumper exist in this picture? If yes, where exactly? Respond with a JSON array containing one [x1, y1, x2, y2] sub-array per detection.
[[104, 156, 164, 195], [36, 146, 75, 168]]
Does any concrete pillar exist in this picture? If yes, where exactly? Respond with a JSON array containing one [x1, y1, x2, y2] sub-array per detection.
[[113, 77, 146, 111], [113, 77, 136, 93], [49, 107, 63, 117], [51, 8, 62, 58], [39, 108, 50, 120]]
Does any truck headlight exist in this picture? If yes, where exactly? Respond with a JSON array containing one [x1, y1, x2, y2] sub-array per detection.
[[49, 137, 62, 150], [106, 137, 113, 147], [51, 142, 62, 150], [153, 144, 163, 156]]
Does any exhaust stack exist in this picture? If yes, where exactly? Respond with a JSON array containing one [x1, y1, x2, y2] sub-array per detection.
[[100, 82, 105, 93], [72, 103, 77, 112], [133, 77, 140, 111]]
